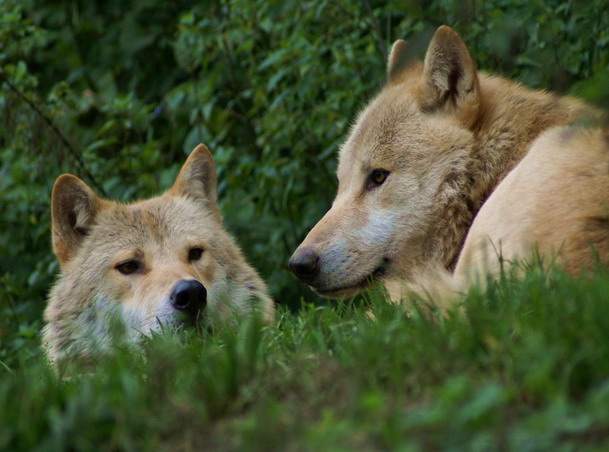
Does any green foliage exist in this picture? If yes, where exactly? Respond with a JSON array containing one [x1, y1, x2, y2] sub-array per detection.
[[3, 269, 609, 449], [1, 0, 609, 446]]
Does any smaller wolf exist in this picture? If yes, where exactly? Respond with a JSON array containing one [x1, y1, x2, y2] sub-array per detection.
[[44, 145, 274, 365]]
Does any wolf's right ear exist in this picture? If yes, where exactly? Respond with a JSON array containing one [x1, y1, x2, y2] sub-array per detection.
[[51, 175, 102, 265], [417, 26, 480, 128], [171, 144, 219, 213]]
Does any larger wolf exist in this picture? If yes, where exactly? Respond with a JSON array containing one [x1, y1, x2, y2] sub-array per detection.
[[289, 26, 601, 299], [44, 145, 274, 365]]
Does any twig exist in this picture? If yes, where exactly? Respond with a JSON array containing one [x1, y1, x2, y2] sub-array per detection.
[[0, 359, 14, 375], [0, 70, 107, 195]]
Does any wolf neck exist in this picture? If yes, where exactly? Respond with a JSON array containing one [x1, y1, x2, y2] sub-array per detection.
[[469, 74, 589, 207], [433, 74, 593, 271]]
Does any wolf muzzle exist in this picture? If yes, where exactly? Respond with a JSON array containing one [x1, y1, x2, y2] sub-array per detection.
[[288, 247, 320, 285], [170, 279, 207, 319]]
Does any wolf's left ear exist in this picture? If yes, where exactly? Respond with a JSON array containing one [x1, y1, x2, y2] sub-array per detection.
[[417, 26, 480, 128], [51, 175, 103, 266], [171, 144, 219, 212], [387, 39, 412, 83]]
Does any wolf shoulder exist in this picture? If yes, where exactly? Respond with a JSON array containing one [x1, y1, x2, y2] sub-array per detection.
[[457, 123, 609, 279]]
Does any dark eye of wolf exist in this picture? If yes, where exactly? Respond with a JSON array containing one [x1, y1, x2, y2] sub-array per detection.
[[188, 247, 204, 261], [116, 260, 140, 275], [367, 169, 390, 190]]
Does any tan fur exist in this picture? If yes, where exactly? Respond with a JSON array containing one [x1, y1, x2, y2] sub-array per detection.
[[290, 25, 598, 299], [44, 145, 274, 365], [394, 124, 609, 308], [456, 124, 609, 280]]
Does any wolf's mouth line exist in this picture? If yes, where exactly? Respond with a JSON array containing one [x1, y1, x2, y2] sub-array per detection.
[[314, 259, 390, 296]]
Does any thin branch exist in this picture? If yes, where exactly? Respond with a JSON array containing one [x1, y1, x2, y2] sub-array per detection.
[[0, 70, 107, 196]]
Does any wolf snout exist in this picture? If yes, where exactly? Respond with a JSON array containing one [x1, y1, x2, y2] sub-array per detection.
[[170, 279, 207, 318], [288, 247, 320, 284]]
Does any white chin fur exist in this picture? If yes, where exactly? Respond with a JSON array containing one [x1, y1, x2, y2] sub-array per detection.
[[317, 210, 398, 290]]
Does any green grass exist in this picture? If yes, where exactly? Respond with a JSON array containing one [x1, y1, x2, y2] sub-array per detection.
[[3, 267, 609, 450]]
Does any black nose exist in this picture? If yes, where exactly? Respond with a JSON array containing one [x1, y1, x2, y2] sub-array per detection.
[[170, 279, 207, 318], [288, 248, 320, 284]]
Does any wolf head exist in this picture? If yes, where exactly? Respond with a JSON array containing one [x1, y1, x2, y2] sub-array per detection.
[[289, 26, 479, 297], [44, 145, 274, 364]]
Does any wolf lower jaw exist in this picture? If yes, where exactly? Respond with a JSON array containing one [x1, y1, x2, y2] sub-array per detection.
[[313, 259, 391, 298]]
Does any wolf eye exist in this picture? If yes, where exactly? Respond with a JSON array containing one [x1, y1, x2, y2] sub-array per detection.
[[188, 247, 204, 262], [367, 169, 390, 189], [116, 260, 140, 275]]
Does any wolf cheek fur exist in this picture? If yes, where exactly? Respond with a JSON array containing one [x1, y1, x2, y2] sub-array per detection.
[[44, 144, 274, 365]]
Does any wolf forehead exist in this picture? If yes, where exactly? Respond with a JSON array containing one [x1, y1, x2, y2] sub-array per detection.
[[340, 87, 465, 170], [83, 196, 220, 252], [342, 93, 419, 155]]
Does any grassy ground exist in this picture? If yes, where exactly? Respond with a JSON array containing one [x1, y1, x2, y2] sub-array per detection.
[[2, 267, 609, 451]]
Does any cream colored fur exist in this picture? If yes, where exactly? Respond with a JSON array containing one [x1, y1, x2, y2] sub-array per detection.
[[44, 145, 274, 365], [457, 125, 609, 280], [395, 125, 609, 305], [290, 25, 601, 300]]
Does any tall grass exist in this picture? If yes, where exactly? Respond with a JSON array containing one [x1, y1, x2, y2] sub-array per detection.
[[2, 267, 609, 450]]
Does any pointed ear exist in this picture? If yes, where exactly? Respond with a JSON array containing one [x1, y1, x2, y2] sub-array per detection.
[[387, 39, 412, 84], [170, 144, 219, 209], [51, 174, 102, 266], [417, 26, 480, 128]]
